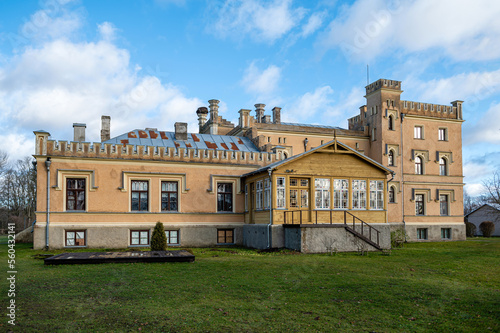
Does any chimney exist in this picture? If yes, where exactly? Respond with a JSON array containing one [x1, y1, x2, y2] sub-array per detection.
[[175, 122, 188, 140], [196, 107, 208, 132], [73, 123, 86, 142], [101, 116, 111, 142], [263, 115, 271, 123], [451, 100, 464, 120], [255, 103, 265, 123], [238, 109, 251, 128], [272, 107, 281, 124], [208, 99, 220, 134]]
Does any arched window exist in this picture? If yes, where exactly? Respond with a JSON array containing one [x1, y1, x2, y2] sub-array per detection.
[[439, 158, 447, 176], [388, 150, 394, 166], [388, 115, 394, 130], [389, 186, 395, 203], [415, 156, 423, 175]]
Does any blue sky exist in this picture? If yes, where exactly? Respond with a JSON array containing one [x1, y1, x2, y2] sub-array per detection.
[[0, 0, 499, 196]]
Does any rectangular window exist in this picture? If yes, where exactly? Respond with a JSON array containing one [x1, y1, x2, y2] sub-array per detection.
[[161, 181, 178, 211], [165, 230, 179, 245], [66, 178, 86, 211], [276, 177, 286, 209], [131, 180, 149, 211], [244, 184, 248, 211], [440, 194, 449, 216], [369, 180, 384, 210], [438, 128, 447, 141], [263, 179, 271, 209], [414, 126, 423, 139], [256, 180, 263, 210], [352, 180, 366, 209], [334, 179, 349, 209], [217, 229, 234, 244], [217, 183, 233, 212], [130, 230, 149, 246], [415, 194, 425, 215], [441, 228, 451, 239], [315, 178, 330, 209], [417, 228, 428, 240], [66, 230, 86, 247], [290, 189, 298, 208]]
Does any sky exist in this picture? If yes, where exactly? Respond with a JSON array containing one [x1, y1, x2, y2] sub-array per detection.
[[0, 0, 499, 197]]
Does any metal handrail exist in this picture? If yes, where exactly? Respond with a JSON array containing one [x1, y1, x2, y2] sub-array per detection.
[[343, 211, 380, 246]]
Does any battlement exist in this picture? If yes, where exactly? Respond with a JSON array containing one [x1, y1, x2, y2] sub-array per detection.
[[34, 137, 280, 167], [400, 100, 463, 120], [365, 79, 402, 95]]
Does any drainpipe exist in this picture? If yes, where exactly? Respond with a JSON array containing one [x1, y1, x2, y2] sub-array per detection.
[[267, 168, 273, 249], [45, 157, 51, 250], [400, 113, 406, 239]]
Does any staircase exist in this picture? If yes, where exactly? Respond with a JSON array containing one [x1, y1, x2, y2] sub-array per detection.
[[343, 211, 382, 251]]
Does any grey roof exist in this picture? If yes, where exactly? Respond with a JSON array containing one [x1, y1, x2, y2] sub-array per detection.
[[280, 122, 344, 130], [104, 129, 260, 152], [465, 203, 500, 217], [242, 139, 394, 178]]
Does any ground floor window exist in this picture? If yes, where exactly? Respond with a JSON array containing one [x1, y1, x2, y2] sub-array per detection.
[[352, 180, 366, 209], [66, 230, 86, 247], [165, 230, 179, 245], [417, 228, 428, 240], [369, 180, 384, 210], [217, 183, 233, 212], [217, 229, 234, 244], [440, 194, 449, 216], [441, 228, 451, 240], [130, 230, 150, 246], [276, 177, 286, 209]]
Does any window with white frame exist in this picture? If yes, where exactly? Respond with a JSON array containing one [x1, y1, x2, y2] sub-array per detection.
[[256, 180, 263, 210], [315, 178, 330, 209], [263, 179, 271, 209], [352, 180, 366, 209], [388, 150, 395, 166], [276, 177, 286, 209], [415, 156, 423, 175], [333, 179, 348, 209], [369, 180, 384, 210]]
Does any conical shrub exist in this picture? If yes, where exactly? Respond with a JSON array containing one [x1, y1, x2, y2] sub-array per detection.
[[151, 222, 167, 251]]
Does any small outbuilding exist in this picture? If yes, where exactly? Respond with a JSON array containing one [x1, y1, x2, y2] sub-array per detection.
[[466, 204, 500, 236]]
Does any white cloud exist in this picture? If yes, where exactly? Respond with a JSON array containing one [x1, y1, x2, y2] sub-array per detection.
[[98, 22, 117, 42], [466, 103, 500, 145], [210, 0, 306, 43], [283, 86, 335, 122], [407, 69, 500, 106], [241, 62, 282, 95], [318, 0, 500, 62], [0, 10, 202, 162], [300, 11, 326, 38]]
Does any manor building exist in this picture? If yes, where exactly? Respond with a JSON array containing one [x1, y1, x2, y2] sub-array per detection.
[[33, 79, 465, 251]]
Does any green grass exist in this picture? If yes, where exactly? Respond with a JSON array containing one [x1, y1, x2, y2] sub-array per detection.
[[1, 239, 499, 332]]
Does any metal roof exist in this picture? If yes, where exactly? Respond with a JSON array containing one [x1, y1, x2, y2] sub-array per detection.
[[104, 129, 260, 152], [280, 122, 344, 130]]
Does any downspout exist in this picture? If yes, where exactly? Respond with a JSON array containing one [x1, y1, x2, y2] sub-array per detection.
[[267, 168, 273, 249], [400, 113, 406, 238], [45, 157, 51, 250]]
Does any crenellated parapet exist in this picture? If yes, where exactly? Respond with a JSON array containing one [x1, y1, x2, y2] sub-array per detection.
[[400, 100, 463, 120], [36, 138, 280, 167], [366, 79, 402, 95]]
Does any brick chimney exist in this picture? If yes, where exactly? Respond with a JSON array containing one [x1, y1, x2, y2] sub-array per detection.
[[208, 99, 220, 134], [196, 107, 208, 132], [272, 107, 281, 124]]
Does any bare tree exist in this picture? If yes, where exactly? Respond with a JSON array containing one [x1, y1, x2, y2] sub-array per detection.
[[464, 189, 483, 215], [483, 171, 500, 205]]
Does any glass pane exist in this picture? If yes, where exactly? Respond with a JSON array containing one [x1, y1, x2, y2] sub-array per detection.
[[67, 238, 75, 246], [301, 190, 308, 208], [76, 232, 84, 239], [300, 179, 309, 187], [290, 190, 298, 207], [131, 237, 139, 245], [77, 179, 85, 189], [290, 179, 297, 186]]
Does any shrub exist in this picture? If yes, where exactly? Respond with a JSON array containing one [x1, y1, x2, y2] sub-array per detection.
[[391, 228, 407, 248], [151, 222, 167, 251], [479, 221, 495, 237], [465, 222, 477, 237]]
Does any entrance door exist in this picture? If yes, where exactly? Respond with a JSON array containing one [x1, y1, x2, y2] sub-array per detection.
[[289, 178, 310, 223]]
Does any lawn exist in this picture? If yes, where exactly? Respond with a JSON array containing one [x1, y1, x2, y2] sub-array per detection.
[[1, 239, 499, 332]]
